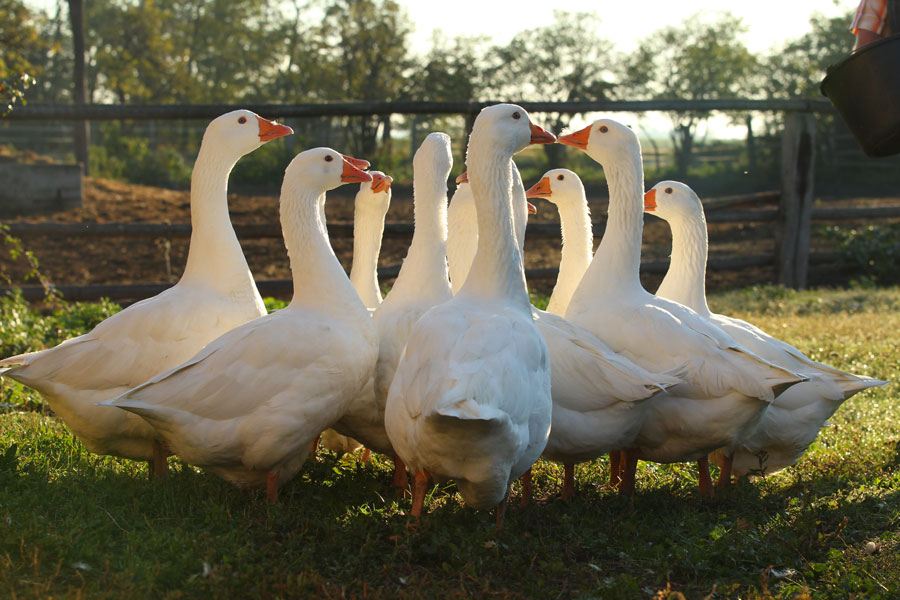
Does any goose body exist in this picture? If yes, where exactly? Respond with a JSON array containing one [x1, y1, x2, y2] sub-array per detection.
[[645, 180, 887, 477], [0, 110, 291, 462], [385, 104, 555, 513], [558, 119, 805, 492], [102, 149, 377, 497]]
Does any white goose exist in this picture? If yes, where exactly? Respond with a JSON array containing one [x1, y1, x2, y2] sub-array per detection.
[[450, 162, 682, 500], [559, 119, 805, 496], [447, 171, 535, 294], [525, 168, 594, 317], [101, 148, 377, 501], [349, 171, 393, 310], [319, 171, 392, 459], [384, 104, 555, 520], [0, 110, 292, 474], [645, 180, 887, 480]]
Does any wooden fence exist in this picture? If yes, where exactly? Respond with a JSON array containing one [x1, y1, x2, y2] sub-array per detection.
[[3, 97, 894, 302]]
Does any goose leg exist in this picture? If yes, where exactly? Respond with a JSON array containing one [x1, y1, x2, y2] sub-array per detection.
[[309, 435, 321, 461], [609, 450, 622, 489], [150, 440, 169, 479], [519, 468, 532, 506], [410, 471, 429, 520], [697, 456, 714, 497], [562, 463, 576, 500], [495, 488, 510, 536], [619, 450, 639, 497], [266, 470, 279, 503], [715, 453, 733, 488], [392, 456, 409, 496]]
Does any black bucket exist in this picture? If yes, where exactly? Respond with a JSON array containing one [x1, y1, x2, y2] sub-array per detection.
[[820, 33, 900, 157]]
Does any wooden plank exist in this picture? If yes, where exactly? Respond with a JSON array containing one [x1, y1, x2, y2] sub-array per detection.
[[6, 99, 837, 122], [776, 113, 816, 289]]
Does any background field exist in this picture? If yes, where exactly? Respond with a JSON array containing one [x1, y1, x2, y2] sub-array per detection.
[[0, 285, 897, 599]]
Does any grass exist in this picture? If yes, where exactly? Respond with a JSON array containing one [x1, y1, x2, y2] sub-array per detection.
[[0, 285, 898, 599]]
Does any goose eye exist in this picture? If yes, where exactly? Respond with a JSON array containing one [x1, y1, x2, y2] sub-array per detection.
[[557, 175, 564, 181], [238, 116, 247, 124], [665, 187, 673, 194], [599, 125, 609, 133], [512, 112, 521, 120], [325, 155, 334, 162]]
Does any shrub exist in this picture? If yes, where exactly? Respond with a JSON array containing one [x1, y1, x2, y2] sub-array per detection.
[[824, 224, 900, 286]]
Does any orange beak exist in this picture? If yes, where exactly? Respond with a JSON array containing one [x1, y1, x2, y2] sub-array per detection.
[[342, 159, 373, 183], [527, 202, 537, 215], [529, 121, 557, 145], [257, 116, 293, 142], [558, 124, 592, 150], [455, 171, 469, 184], [342, 154, 371, 170], [370, 173, 393, 193], [643, 189, 657, 211], [525, 177, 552, 199]]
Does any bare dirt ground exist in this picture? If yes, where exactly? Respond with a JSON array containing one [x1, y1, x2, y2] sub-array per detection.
[[1, 177, 893, 300]]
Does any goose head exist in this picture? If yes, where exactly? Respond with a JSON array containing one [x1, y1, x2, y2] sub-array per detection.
[[203, 109, 293, 159], [414, 132, 453, 180], [468, 104, 556, 158], [558, 118, 638, 165], [284, 147, 372, 194], [357, 170, 393, 211], [644, 181, 703, 223], [526, 168, 585, 212]]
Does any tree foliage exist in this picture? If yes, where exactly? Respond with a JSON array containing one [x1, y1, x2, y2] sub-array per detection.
[[623, 12, 758, 175], [0, 0, 46, 114]]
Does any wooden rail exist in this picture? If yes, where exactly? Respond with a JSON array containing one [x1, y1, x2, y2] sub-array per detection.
[[5, 99, 837, 121], [7, 204, 900, 240], [0, 252, 844, 303]]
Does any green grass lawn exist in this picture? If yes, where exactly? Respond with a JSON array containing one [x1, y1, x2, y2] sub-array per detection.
[[0, 286, 898, 599]]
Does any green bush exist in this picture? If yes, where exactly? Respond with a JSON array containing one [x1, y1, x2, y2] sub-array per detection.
[[90, 122, 191, 188], [824, 224, 900, 286]]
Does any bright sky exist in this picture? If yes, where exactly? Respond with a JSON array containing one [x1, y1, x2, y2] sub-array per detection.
[[403, 0, 857, 54]]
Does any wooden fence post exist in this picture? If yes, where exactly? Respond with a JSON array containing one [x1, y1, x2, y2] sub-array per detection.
[[776, 112, 816, 289]]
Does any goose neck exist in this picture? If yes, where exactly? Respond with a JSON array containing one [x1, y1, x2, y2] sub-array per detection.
[[281, 185, 362, 313], [180, 147, 253, 290], [548, 199, 593, 315], [349, 200, 387, 309], [656, 213, 711, 317], [585, 154, 645, 293], [460, 146, 530, 309]]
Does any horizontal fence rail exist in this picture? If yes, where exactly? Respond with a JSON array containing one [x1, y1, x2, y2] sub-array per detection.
[[0, 252, 843, 303], [6, 204, 900, 240], [4, 99, 837, 121]]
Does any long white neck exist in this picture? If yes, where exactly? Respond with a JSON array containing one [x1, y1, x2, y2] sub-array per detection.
[[581, 151, 645, 295], [349, 196, 388, 309], [460, 144, 530, 311], [280, 184, 366, 316], [547, 197, 593, 316], [180, 146, 255, 292], [656, 212, 711, 318], [388, 170, 451, 303]]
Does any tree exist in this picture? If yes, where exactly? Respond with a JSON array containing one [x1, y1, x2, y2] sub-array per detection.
[[0, 0, 46, 114], [485, 11, 616, 164], [622, 12, 758, 176]]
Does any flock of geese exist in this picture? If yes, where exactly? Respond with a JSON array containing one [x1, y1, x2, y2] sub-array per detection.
[[0, 105, 886, 526]]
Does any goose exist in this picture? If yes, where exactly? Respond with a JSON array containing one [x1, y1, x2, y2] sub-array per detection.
[[349, 171, 393, 310], [525, 168, 594, 317], [644, 180, 887, 480], [447, 171, 535, 294], [451, 162, 682, 500], [317, 171, 392, 460], [100, 148, 377, 502], [558, 118, 806, 496], [384, 104, 555, 522], [0, 110, 292, 475]]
